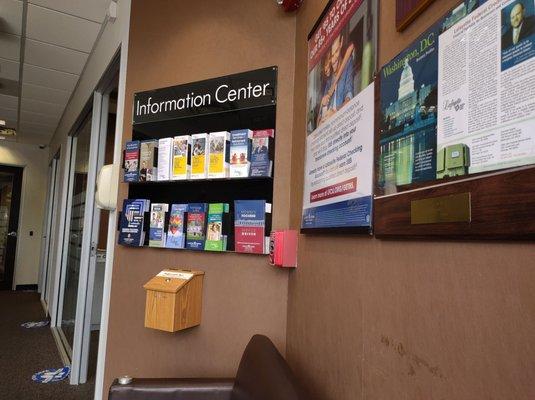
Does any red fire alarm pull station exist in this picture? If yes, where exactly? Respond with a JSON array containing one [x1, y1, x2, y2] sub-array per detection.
[[276, 0, 303, 12], [269, 230, 298, 268]]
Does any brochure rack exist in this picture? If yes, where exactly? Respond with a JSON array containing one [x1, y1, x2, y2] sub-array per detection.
[[124, 67, 277, 250]]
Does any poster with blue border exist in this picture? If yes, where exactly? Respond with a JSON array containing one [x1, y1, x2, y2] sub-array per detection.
[[302, 0, 377, 231]]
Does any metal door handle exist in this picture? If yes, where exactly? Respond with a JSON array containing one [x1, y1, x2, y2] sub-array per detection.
[[7, 231, 17, 237]]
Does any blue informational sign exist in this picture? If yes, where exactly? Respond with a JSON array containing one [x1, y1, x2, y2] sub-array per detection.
[[32, 366, 70, 384]]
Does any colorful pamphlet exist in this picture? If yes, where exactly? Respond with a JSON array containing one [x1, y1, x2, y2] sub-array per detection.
[[208, 131, 230, 179], [186, 203, 208, 250], [166, 204, 188, 249], [204, 203, 230, 251], [118, 199, 150, 246], [250, 129, 274, 177], [140, 140, 158, 181], [123, 140, 140, 182], [190, 133, 208, 179], [229, 129, 252, 178], [157, 138, 172, 181], [149, 203, 169, 247], [171, 135, 191, 180], [234, 200, 272, 254]]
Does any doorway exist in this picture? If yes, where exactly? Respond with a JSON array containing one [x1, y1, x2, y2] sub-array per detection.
[[51, 71, 118, 386], [0, 165, 23, 291]]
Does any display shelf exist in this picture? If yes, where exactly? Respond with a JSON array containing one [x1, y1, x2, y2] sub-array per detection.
[[128, 91, 276, 214], [121, 67, 278, 254], [122, 245, 268, 257], [128, 176, 273, 185]]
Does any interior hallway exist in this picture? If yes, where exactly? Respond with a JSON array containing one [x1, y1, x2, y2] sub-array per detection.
[[0, 291, 94, 400]]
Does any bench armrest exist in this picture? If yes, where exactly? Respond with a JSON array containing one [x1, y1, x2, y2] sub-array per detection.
[[109, 378, 235, 400]]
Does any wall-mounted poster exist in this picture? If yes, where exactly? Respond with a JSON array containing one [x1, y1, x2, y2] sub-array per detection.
[[437, 0, 535, 176], [396, 0, 435, 31], [302, 0, 377, 231], [378, 0, 487, 195]]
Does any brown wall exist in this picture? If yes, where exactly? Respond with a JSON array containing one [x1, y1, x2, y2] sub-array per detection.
[[105, 1, 535, 399], [286, 1, 535, 400], [103, 0, 296, 394]]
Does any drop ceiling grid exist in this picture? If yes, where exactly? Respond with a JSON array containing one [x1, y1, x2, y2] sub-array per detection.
[[14, 1, 107, 144]]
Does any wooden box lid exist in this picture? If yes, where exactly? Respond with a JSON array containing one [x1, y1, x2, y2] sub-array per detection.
[[143, 269, 205, 293]]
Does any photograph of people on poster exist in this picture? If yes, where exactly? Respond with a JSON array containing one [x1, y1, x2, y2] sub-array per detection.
[[306, 0, 375, 134], [302, 0, 377, 230]]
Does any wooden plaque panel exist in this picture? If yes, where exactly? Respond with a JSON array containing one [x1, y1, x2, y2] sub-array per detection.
[[374, 167, 535, 239]]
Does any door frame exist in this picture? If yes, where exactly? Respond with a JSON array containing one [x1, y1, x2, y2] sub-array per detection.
[[52, 102, 98, 363], [38, 154, 60, 313], [0, 164, 23, 291], [68, 90, 106, 385], [50, 57, 120, 385]]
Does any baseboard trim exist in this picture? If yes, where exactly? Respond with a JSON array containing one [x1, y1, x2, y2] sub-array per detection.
[[16, 284, 38, 291]]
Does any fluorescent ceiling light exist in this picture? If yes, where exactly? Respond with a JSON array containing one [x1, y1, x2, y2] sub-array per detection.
[[0, 120, 5, 126], [0, 136, 6, 140], [0, 128, 16, 136]]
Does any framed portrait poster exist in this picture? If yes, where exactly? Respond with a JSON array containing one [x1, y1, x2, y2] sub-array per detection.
[[396, 0, 436, 31], [301, 0, 377, 232]]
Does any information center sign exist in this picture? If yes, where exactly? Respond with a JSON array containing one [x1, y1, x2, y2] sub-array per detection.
[[301, 0, 377, 231], [133, 67, 277, 125]]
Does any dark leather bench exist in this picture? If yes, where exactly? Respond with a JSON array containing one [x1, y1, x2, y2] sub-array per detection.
[[109, 334, 306, 400]]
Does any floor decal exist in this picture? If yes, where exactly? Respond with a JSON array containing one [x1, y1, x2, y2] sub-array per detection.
[[21, 320, 50, 328], [32, 366, 70, 384]]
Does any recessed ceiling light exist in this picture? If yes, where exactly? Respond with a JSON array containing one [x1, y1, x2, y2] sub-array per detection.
[[0, 136, 6, 140], [0, 120, 5, 126]]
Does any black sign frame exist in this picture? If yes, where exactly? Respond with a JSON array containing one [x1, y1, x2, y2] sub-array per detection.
[[133, 66, 278, 125]]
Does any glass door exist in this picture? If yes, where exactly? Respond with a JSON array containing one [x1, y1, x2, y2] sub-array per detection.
[[54, 87, 114, 385], [0, 165, 23, 290], [58, 112, 93, 351]]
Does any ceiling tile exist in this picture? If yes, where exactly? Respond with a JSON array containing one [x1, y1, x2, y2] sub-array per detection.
[[0, 135, 17, 143], [28, 0, 109, 24], [20, 109, 59, 127], [23, 64, 78, 92], [25, 39, 88, 75], [0, 57, 19, 81], [0, 32, 21, 61], [0, 93, 18, 110], [0, 77, 18, 96], [26, 4, 101, 52], [19, 120, 55, 135], [0, 117, 17, 129], [20, 98, 65, 118], [16, 131, 53, 145], [21, 97, 64, 117], [0, 106, 18, 122], [22, 82, 70, 105], [0, 0, 23, 35]]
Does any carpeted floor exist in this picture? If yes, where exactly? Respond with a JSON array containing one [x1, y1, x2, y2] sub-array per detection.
[[0, 291, 95, 400]]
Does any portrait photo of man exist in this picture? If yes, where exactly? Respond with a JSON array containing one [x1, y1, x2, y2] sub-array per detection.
[[502, 1, 535, 50]]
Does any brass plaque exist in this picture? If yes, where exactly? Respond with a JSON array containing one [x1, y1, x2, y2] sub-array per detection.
[[411, 192, 471, 224]]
